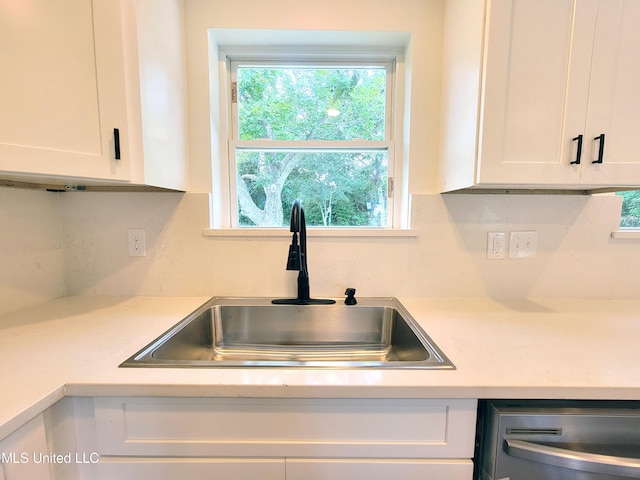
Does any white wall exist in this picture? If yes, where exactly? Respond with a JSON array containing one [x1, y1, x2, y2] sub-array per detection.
[[183, 0, 443, 194], [0, 189, 66, 315], [3, 0, 640, 312]]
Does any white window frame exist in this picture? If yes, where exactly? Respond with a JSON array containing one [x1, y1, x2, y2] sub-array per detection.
[[212, 46, 407, 231]]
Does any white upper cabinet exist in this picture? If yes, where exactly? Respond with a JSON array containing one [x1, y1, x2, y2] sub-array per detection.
[[0, 0, 128, 182], [580, 0, 640, 186], [439, 0, 640, 192], [0, 0, 188, 190]]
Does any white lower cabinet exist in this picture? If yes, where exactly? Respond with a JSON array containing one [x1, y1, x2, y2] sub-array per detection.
[[84, 396, 477, 480], [0, 414, 51, 480]]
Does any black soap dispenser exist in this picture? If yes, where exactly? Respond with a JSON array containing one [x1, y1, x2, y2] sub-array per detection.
[[344, 288, 357, 305]]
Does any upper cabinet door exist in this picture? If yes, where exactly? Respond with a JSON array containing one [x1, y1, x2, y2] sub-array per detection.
[[580, 0, 640, 186], [477, 0, 596, 186], [440, 0, 640, 192], [0, 0, 130, 182]]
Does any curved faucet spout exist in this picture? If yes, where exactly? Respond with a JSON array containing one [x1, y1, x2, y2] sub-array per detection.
[[285, 200, 304, 272], [289, 199, 301, 233], [272, 199, 335, 305]]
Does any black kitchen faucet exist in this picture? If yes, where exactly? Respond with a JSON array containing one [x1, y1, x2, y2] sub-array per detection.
[[272, 199, 336, 305]]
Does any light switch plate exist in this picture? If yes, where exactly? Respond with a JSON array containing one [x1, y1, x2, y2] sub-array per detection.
[[509, 231, 538, 259]]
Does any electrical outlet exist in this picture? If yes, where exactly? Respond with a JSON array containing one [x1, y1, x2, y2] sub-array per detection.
[[128, 228, 146, 257], [509, 231, 538, 259], [487, 232, 506, 260]]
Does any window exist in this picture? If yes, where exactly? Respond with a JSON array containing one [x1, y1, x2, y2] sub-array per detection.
[[224, 55, 397, 228], [617, 191, 640, 227]]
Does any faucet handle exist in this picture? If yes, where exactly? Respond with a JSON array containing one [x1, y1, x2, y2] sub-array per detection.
[[344, 288, 357, 305], [286, 242, 301, 270]]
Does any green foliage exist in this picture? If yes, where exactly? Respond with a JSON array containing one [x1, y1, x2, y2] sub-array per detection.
[[235, 66, 388, 227], [238, 67, 385, 141], [284, 151, 387, 227], [618, 190, 640, 227]]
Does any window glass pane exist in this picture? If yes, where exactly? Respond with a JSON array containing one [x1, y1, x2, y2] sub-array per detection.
[[237, 67, 386, 141], [236, 149, 388, 227], [618, 191, 640, 227]]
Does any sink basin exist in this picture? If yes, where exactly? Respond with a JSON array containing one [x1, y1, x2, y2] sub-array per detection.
[[120, 297, 454, 369]]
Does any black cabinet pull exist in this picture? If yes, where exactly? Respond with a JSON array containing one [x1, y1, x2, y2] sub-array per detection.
[[571, 134, 583, 165], [593, 133, 605, 164], [114, 128, 121, 160]]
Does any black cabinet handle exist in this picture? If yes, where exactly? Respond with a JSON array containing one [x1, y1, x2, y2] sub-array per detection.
[[571, 134, 583, 165], [114, 128, 121, 160], [593, 133, 605, 164]]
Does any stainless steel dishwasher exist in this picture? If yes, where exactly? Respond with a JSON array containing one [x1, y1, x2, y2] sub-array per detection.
[[475, 400, 640, 479]]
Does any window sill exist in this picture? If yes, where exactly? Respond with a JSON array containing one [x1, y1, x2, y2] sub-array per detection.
[[202, 228, 418, 238], [611, 229, 640, 240]]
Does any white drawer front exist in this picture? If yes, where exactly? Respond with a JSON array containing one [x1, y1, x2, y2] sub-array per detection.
[[98, 458, 284, 480], [93, 397, 476, 458], [286, 458, 473, 480]]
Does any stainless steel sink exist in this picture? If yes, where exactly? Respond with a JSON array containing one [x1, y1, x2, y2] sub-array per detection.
[[120, 297, 454, 369]]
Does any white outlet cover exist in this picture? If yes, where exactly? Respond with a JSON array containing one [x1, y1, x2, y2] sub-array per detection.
[[487, 232, 506, 260], [128, 228, 146, 257]]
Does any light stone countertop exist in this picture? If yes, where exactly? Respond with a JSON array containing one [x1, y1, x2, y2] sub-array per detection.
[[1, 295, 639, 438]]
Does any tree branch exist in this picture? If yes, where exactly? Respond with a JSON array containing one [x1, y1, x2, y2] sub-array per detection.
[[236, 177, 264, 225]]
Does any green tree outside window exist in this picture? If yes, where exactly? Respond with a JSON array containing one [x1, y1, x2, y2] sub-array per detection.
[[234, 66, 390, 227], [618, 191, 640, 227]]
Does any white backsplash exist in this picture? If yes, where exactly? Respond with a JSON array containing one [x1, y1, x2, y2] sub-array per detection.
[[52, 190, 635, 300], [0, 188, 65, 315], [1, 186, 634, 315]]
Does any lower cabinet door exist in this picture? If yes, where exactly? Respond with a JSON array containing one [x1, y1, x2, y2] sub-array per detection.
[[0, 415, 51, 480], [286, 458, 473, 480], [97, 458, 284, 480]]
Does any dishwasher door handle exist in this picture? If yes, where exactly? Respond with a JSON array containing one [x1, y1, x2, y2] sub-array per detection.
[[505, 438, 640, 478]]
